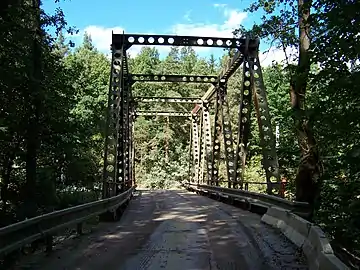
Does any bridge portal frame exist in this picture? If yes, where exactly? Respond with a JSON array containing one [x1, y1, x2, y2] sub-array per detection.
[[102, 32, 280, 199]]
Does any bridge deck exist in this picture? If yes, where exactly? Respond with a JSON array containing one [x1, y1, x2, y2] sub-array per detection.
[[16, 190, 308, 270]]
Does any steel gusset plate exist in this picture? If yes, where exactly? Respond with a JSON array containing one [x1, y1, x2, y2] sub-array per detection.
[[210, 89, 222, 186], [130, 74, 218, 84], [233, 60, 252, 190], [219, 82, 236, 189], [250, 56, 280, 194]]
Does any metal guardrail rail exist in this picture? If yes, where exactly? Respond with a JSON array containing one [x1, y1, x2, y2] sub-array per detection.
[[0, 187, 135, 258], [184, 183, 311, 218]]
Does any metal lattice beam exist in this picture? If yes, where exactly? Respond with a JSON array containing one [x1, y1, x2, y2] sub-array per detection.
[[133, 97, 203, 103], [250, 55, 280, 194], [233, 59, 252, 190], [130, 74, 218, 84], [191, 116, 200, 183], [135, 111, 192, 117], [102, 45, 126, 199], [200, 105, 212, 185], [113, 34, 258, 49], [219, 82, 236, 189]]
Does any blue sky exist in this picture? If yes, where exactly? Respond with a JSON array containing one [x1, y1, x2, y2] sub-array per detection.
[[43, 0, 291, 65]]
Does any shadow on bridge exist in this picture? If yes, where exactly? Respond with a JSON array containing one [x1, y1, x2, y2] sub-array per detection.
[[15, 189, 308, 270]]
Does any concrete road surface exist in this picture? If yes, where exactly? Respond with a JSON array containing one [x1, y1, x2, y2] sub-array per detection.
[[15, 190, 308, 270]]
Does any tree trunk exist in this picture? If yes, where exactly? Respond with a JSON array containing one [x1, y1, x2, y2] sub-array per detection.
[[24, 0, 42, 218], [291, 0, 322, 217]]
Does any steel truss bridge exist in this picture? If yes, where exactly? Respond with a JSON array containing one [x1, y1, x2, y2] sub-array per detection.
[[103, 33, 279, 199], [0, 33, 349, 270]]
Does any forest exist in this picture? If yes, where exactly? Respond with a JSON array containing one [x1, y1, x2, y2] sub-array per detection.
[[0, 0, 359, 263]]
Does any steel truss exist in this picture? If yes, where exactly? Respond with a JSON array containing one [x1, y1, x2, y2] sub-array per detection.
[[133, 97, 203, 103], [130, 74, 218, 84], [102, 32, 280, 200]]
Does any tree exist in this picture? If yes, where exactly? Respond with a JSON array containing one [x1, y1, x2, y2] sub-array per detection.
[[243, 0, 321, 213], [54, 31, 70, 58], [243, 0, 360, 255], [208, 54, 218, 74], [0, 1, 103, 225], [83, 32, 95, 51]]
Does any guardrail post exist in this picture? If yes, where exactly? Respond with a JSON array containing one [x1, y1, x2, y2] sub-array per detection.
[[245, 183, 248, 191], [77, 223, 83, 235]]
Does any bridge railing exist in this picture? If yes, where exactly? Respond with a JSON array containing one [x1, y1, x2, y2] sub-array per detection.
[[0, 187, 135, 259], [184, 183, 311, 218]]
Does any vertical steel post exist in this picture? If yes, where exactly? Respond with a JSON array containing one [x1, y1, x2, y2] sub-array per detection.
[[249, 41, 280, 194], [198, 108, 205, 184], [128, 101, 135, 188], [202, 103, 213, 185], [102, 44, 124, 198], [234, 56, 252, 190], [188, 122, 193, 184], [118, 39, 131, 193], [219, 80, 236, 188], [191, 115, 200, 183], [210, 89, 222, 186]]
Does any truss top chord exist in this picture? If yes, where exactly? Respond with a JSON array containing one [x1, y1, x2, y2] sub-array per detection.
[[201, 51, 245, 101], [112, 34, 260, 51]]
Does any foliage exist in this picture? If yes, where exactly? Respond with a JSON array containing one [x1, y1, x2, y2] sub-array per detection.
[[0, 3, 108, 226], [242, 0, 360, 256], [131, 47, 218, 188], [1, 0, 359, 261]]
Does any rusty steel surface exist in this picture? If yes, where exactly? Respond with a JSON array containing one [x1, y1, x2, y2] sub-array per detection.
[[129, 74, 218, 84], [135, 111, 192, 117], [16, 190, 308, 270], [103, 33, 280, 199], [112, 34, 260, 50]]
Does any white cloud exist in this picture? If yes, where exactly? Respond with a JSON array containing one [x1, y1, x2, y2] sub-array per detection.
[[224, 10, 247, 29], [172, 8, 247, 38], [170, 7, 247, 55], [83, 25, 125, 53], [259, 46, 298, 66], [74, 5, 298, 66], [76, 26, 170, 58]]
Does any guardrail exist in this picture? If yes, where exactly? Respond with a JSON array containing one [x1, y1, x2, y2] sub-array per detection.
[[262, 206, 350, 270], [184, 183, 311, 218], [184, 183, 353, 269], [0, 186, 135, 259]]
